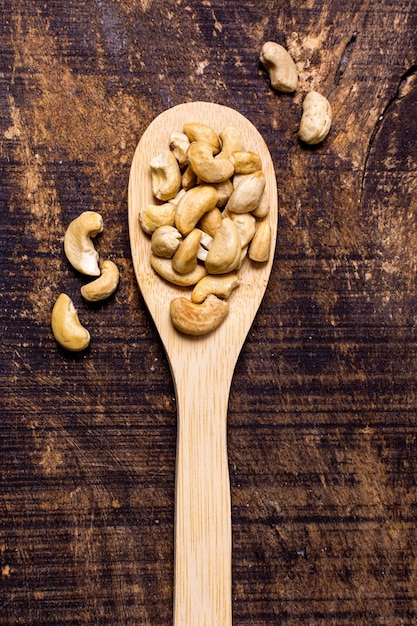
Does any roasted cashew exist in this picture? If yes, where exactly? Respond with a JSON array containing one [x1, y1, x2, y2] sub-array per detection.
[[150, 253, 207, 286], [64, 211, 103, 276], [150, 149, 182, 201], [259, 41, 298, 93], [140, 202, 176, 234], [175, 184, 218, 235], [205, 217, 241, 274], [249, 221, 271, 262], [229, 151, 262, 175], [187, 141, 234, 183], [51, 293, 90, 351], [191, 272, 240, 304], [183, 122, 220, 153], [151, 225, 182, 258], [172, 229, 202, 274], [225, 170, 266, 214], [170, 294, 229, 336], [217, 127, 245, 158], [169, 132, 190, 167], [298, 91, 332, 145], [198, 207, 223, 237], [80, 260, 120, 302]]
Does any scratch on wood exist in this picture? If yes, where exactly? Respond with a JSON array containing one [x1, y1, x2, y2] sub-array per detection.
[[334, 31, 358, 85]]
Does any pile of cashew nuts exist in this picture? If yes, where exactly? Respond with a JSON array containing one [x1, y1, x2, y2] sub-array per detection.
[[51, 211, 120, 351], [141, 122, 272, 335], [50, 40, 331, 349]]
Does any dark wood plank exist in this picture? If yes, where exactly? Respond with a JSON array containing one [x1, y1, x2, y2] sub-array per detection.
[[1, 0, 417, 624]]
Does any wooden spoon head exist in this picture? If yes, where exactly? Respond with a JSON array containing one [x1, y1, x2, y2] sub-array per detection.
[[128, 102, 277, 370]]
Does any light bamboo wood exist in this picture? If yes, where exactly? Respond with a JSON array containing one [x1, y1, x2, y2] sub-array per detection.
[[128, 102, 277, 626]]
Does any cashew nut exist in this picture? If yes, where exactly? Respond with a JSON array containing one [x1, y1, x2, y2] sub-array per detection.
[[175, 184, 218, 235], [51, 293, 90, 351], [172, 229, 202, 274], [259, 41, 298, 93], [217, 127, 245, 158], [225, 170, 266, 214], [64, 211, 103, 276], [298, 91, 332, 145], [181, 164, 198, 191], [169, 132, 190, 167], [150, 149, 182, 201], [228, 212, 257, 247], [183, 122, 220, 153], [170, 294, 229, 336], [249, 221, 271, 263], [229, 151, 262, 175], [187, 141, 234, 184], [252, 188, 270, 218], [198, 207, 223, 238], [80, 260, 120, 302], [140, 202, 176, 235], [205, 217, 241, 274], [211, 179, 234, 207], [151, 225, 182, 258], [191, 272, 240, 304], [150, 253, 207, 286]]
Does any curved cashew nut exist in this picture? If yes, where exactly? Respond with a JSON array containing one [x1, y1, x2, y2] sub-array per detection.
[[172, 229, 202, 274], [150, 149, 182, 201], [80, 260, 120, 302], [150, 253, 207, 286], [51, 293, 90, 351], [217, 126, 245, 159], [183, 122, 220, 153], [170, 294, 229, 336], [187, 141, 234, 184], [140, 202, 176, 234], [225, 170, 266, 214], [205, 217, 241, 274], [298, 91, 332, 145], [259, 41, 298, 93], [175, 184, 218, 235], [191, 272, 240, 304], [64, 211, 103, 276]]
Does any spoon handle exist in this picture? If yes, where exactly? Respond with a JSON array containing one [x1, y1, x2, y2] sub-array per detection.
[[173, 358, 232, 626]]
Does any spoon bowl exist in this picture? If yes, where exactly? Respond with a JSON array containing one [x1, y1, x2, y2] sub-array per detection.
[[128, 101, 277, 626]]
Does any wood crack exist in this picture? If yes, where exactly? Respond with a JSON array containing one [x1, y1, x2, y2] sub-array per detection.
[[359, 64, 417, 204], [334, 31, 358, 86]]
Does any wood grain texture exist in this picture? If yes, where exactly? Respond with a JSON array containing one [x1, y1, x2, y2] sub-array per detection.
[[1, 1, 417, 624]]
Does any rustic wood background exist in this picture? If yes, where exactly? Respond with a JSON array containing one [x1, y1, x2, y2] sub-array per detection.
[[1, 1, 417, 624]]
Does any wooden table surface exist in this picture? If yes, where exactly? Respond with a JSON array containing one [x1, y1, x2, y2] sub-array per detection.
[[1, 1, 417, 624]]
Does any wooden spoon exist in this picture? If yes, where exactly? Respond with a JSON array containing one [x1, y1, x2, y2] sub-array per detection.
[[128, 101, 277, 626]]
